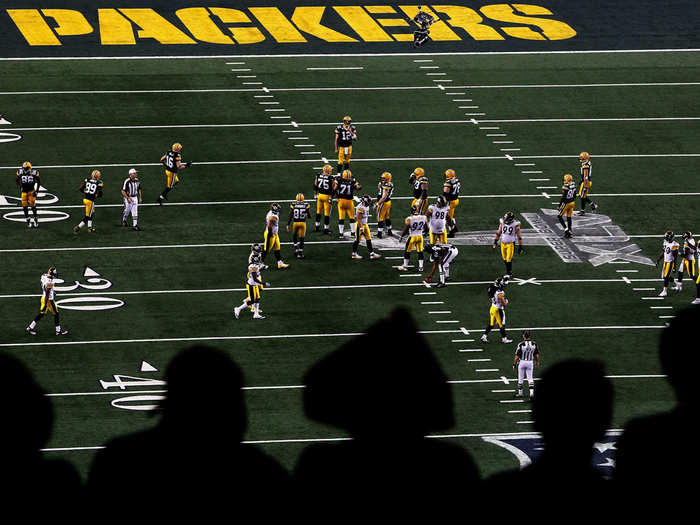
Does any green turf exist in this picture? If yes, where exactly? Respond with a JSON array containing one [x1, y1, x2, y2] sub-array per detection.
[[1, 50, 698, 480]]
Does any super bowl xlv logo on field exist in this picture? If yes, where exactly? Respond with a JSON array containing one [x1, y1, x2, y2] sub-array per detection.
[[5, 5, 577, 46], [374, 209, 655, 266]]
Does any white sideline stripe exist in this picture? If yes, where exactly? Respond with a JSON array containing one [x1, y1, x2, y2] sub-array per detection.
[[509, 410, 533, 414], [452, 339, 475, 343], [633, 288, 655, 291], [516, 163, 536, 166], [659, 315, 676, 319], [459, 349, 483, 353], [530, 178, 549, 181], [429, 311, 452, 314], [4, 81, 700, 96], [413, 292, 436, 295], [516, 421, 535, 424], [493, 390, 515, 393], [436, 320, 459, 324], [476, 369, 499, 372], [642, 297, 664, 300], [420, 66, 439, 69], [616, 270, 639, 273], [421, 301, 444, 304], [650, 306, 673, 309], [468, 358, 491, 362], [487, 134, 506, 136], [306, 67, 364, 70]]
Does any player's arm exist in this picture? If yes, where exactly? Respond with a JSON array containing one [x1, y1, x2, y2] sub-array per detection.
[[286, 207, 294, 230], [442, 182, 451, 199], [138, 187, 142, 204], [420, 181, 428, 199], [534, 348, 540, 368], [160, 154, 167, 163], [15, 172, 20, 189], [354, 181, 362, 191], [516, 224, 524, 254], [175, 159, 191, 170], [313, 176, 319, 198], [121, 186, 129, 200], [499, 294, 508, 307], [513, 353, 520, 369], [559, 186, 568, 204], [96, 182, 104, 199], [425, 261, 439, 281], [656, 250, 664, 266], [78, 181, 86, 193], [493, 223, 503, 248], [334, 129, 339, 152], [582, 164, 590, 182], [376, 187, 389, 206], [398, 220, 410, 241], [351, 126, 357, 141], [267, 216, 276, 235], [33, 173, 41, 194]]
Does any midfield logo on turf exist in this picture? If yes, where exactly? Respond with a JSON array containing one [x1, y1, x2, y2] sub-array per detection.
[[374, 209, 654, 267], [482, 432, 619, 477]]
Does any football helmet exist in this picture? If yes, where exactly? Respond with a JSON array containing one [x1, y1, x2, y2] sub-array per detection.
[[381, 172, 392, 183], [664, 230, 675, 242], [361, 195, 372, 207], [436, 195, 447, 208], [563, 173, 573, 183], [322, 164, 333, 176], [342, 170, 352, 180], [295, 193, 304, 203], [270, 203, 281, 214], [172, 143, 182, 152], [47, 266, 57, 278], [251, 243, 263, 254], [91, 169, 101, 179], [579, 152, 590, 162], [22, 161, 32, 171], [413, 167, 425, 178], [503, 211, 515, 224], [683, 231, 693, 241], [410, 205, 420, 215], [494, 277, 505, 290], [445, 169, 455, 179], [343, 115, 352, 124]]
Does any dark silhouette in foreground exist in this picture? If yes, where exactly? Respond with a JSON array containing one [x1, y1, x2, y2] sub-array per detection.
[[0, 353, 81, 508], [615, 306, 698, 514], [484, 359, 614, 517], [293, 308, 479, 517], [88, 345, 289, 515]]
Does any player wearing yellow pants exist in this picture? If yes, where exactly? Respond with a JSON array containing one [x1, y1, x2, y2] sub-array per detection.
[[16, 161, 41, 228], [351, 195, 381, 260], [676, 231, 697, 293], [375, 172, 394, 238], [263, 203, 289, 269], [557, 174, 577, 238], [334, 115, 357, 175], [397, 206, 427, 271], [314, 164, 334, 234], [335, 170, 361, 237], [25, 266, 68, 336], [234, 256, 266, 320], [74, 169, 104, 234], [481, 278, 512, 344], [443, 169, 460, 236], [577, 151, 597, 214], [656, 231, 679, 297], [157, 142, 191, 205], [287, 193, 311, 259]]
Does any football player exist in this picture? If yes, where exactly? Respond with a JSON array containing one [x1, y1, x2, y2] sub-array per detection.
[[443, 169, 460, 237], [577, 152, 597, 215], [314, 164, 334, 234], [25, 266, 68, 336], [334, 170, 361, 237], [557, 173, 577, 238], [412, 6, 435, 47], [375, 171, 394, 238], [73, 169, 104, 234], [425, 196, 450, 246], [249, 243, 265, 265], [16, 161, 41, 228], [157, 142, 191, 205], [480, 278, 513, 344], [262, 203, 289, 269], [397, 205, 427, 272], [656, 230, 679, 297], [409, 168, 429, 215], [234, 254, 268, 320], [424, 243, 459, 288], [352, 195, 381, 260], [334, 116, 357, 176], [493, 211, 524, 280], [287, 193, 311, 259], [676, 231, 696, 292]]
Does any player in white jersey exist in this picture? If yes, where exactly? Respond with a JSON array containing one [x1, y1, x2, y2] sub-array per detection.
[[481, 278, 513, 343], [425, 196, 450, 246], [656, 230, 679, 296], [26, 266, 68, 335], [397, 205, 427, 271], [234, 254, 269, 319], [424, 243, 459, 288], [676, 231, 697, 292], [352, 195, 381, 260], [493, 211, 524, 280], [513, 330, 540, 399], [262, 203, 289, 269]]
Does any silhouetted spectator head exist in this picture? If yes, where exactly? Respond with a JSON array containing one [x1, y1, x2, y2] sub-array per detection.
[[533, 359, 612, 451], [659, 306, 697, 404], [160, 345, 246, 442], [0, 353, 52, 456], [302, 308, 453, 438]]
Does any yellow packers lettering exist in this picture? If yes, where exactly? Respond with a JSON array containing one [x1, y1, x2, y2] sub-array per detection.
[[7, 5, 576, 46]]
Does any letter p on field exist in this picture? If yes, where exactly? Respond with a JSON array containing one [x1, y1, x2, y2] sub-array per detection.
[[7, 9, 93, 46]]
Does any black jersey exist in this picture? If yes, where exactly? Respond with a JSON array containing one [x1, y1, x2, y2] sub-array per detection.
[[335, 124, 356, 147], [315, 173, 334, 195], [413, 176, 429, 199], [377, 181, 394, 202], [162, 151, 181, 173], [561, 182, 577, 203], [81, 178, 104, 201], [290, 202, 310, 222], [337, 177, 357, 200], [17, 169, 40, 192], [443, 177, 461, 201]]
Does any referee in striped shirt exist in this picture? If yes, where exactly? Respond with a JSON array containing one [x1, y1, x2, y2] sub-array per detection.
[[513, 330, 539, 399], [121, 168, 142, 231]]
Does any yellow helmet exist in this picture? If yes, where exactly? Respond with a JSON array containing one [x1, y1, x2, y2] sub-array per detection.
[[342, 169, 352, 179], [413, 167, 425, 178], [22, 161, 32, 171], [381, 171, 392, 183], [91, 169, 101, 179], [322, 164, 333, 175], [579, 151, 590, 162], [172, 142, 182, 152], [563, 173, 573, 183], [343, 115, 352, 124], [445, 169, 455, 179], [295, 193, 304, 202]]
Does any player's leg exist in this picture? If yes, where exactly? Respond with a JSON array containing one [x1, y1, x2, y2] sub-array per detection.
[[482, 308, 496, 342], [342, 147, 351, 174], [565, 204, 573, 237], [87, 200, 96, 231], [694, 270, 700, 304], [252, 287, 264, 319], [377, 203, 385, 238], [131, 201, 140, 230], [365, 227, 380, 259], [50, 302, 67, 335], [273, 235, 288, 268], [337, 150, 344, 179], [417, 237, 424, 271], [501, 242, 513, 278], [347, 205, 356, 234], [526, 363, 535, 398], [517, 364, 525, 396], [399, 238, 413, 270], [338, 201, 346, 236], [298, 223, 306, 258], [21, 192, 31, 226], [29, 193, 38, 227], [323, 197, 331, 234], [352, 224, 361, 259], [557, 203, 567, 231], [122, 198, 130, 226], [315, 197, 322, 231], [235, 286, 254, 318]]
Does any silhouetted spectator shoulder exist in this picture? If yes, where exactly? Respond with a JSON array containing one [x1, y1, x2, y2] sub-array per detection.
[[87, 345, 289, 516], [293, 308, 479, 517]]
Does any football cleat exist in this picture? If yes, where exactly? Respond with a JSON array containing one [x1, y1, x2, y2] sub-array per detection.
[[342, 169, 352, 180], [87, 227, 95, 233], [664, 230, 675, 242], [295, 193, 305, 203], [26, 327, 37, 335], [27, 221, 32, 228], [133, 225, 142, 231], [22, 161, 32, 171], [501, 337, 513, 344], [351, 253, 363, 259], [73, 225, 80, 234], [370, 253, 381, 259], [435, 282, 446, 288], [172, 142, 182, 152], [563, 173, 573, 183], [590, 203, 598, 210], [381, 172, 392, 183], [91, 169, 101, 179], [445, 168, 455, 179], [56, 329, 68, 336], [480, 334, 488, 343], [503, 211, 515, 224], [122, 220, 128, 227], [674, 282, 683, 292], [564, 230, 572, 238], [397, 265, 408, 271], [234, 306, 241, 319], [277, 261, 289, 269], [691, 298, 700, 305], [33, 218, 39, 228], [659, 288, 668, 297], [579, 151, 590, 162], [270, 202, 281, 214], [514, 392, 523, 398], [253, 313, 265, 319], [436, 195, 447, 208], [322, 164, 333, 176]]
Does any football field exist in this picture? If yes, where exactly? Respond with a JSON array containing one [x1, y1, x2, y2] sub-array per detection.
[[1, 49, 698, 479]]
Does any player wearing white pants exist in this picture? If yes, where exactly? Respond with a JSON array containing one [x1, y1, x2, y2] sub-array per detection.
[[513, 330, 540, 399], [121, 168, 142, 231]]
